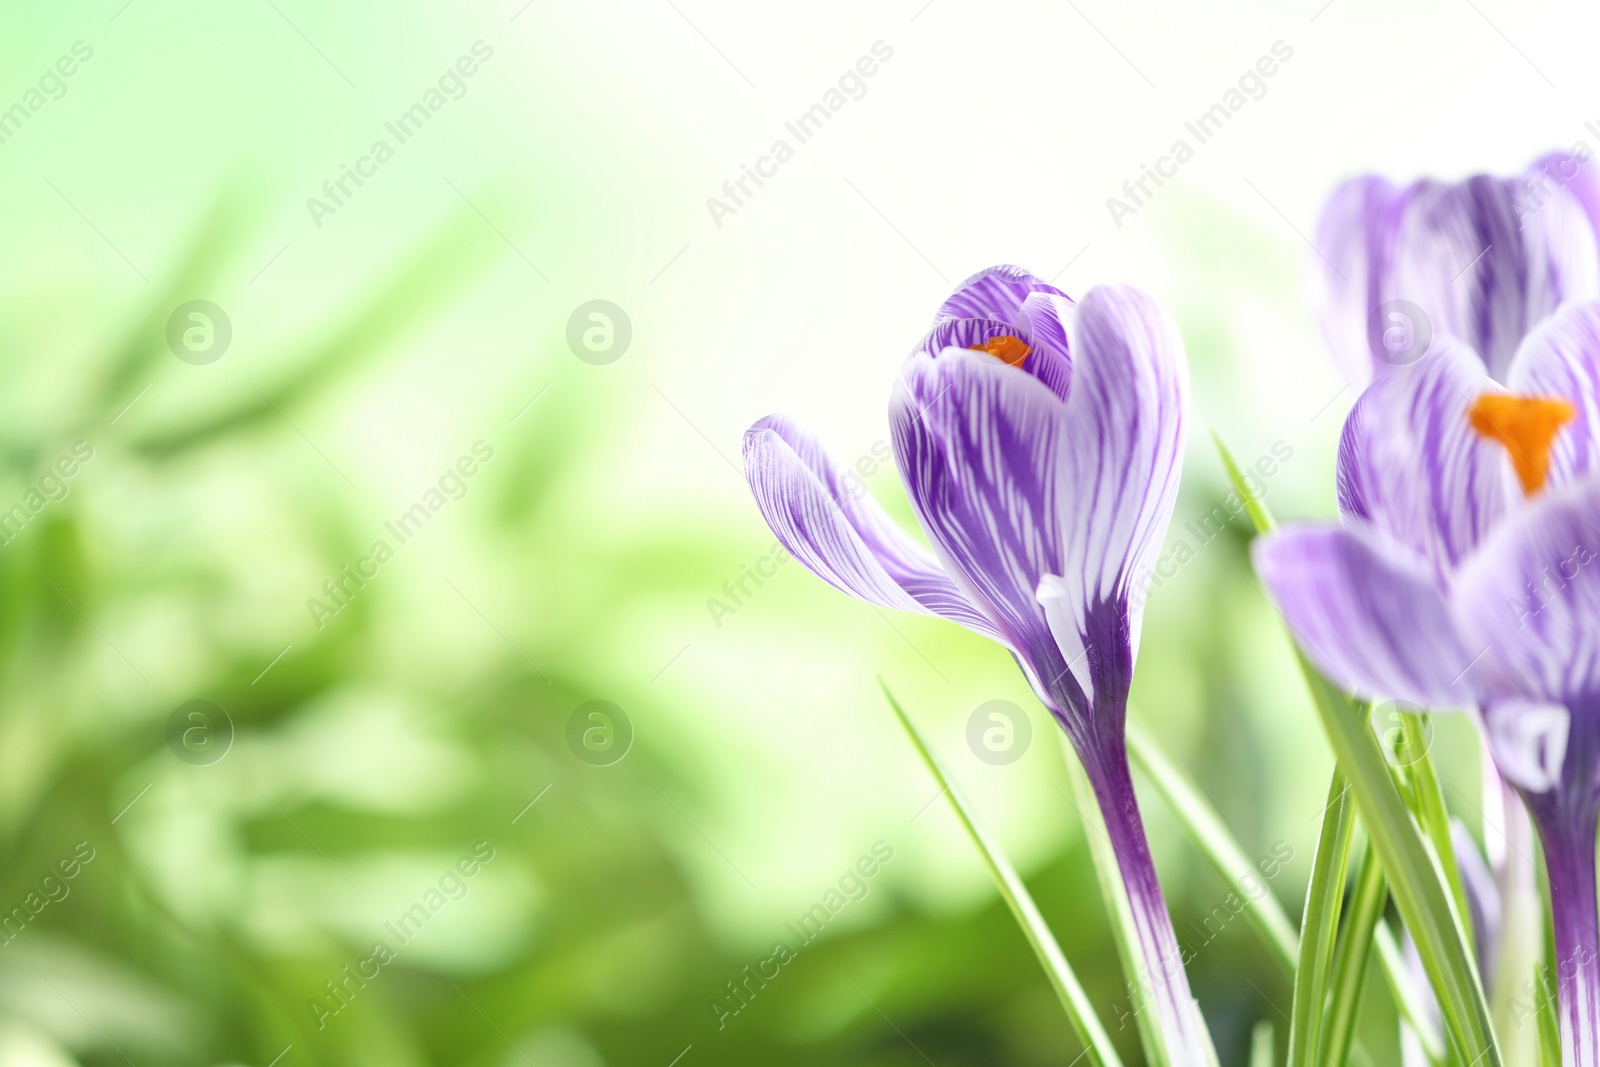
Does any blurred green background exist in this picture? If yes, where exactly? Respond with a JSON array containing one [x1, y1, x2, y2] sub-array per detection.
[[0, 0, 1533, 1064]]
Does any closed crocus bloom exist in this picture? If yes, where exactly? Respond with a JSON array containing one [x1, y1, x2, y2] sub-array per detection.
[[1314, 153, 1600, 388], [743, 266, 1210, 1062], [1254, 301, 1600, 1064]]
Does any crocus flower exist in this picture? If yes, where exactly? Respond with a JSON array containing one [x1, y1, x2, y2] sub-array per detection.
[[743, 266, 1211, 1061], [1313, 153, 1600, 387], [1253, 301, 1600, 1063]]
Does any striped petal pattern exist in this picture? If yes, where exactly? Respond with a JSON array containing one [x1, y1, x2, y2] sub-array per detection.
[[742, 415, 1002, 642], [1313, 156, 1600, 386], [1336, 338, 1511, 578]]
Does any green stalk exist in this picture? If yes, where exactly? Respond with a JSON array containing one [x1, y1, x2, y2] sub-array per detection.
[[1288, 770, 1357, 1067], [881, 682, 1124, 1067], [1538, 897, 1561, 1067], [1061, 734, 1172, 1067], [1374, 923, 1448, 1065], [1127, 721, 1298, 975], [1250, 1021, 1275, 1067], [1215, 433, 1502, 1067], [1323, 840, 1387, 1067], [1397, 712, 1475, 958]]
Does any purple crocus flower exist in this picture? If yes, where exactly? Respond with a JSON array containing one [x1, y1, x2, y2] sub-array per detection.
[[1253, 301, 1600, 1063], [743, 266, 1211, 1061], [1313, 153, 1600, 387]]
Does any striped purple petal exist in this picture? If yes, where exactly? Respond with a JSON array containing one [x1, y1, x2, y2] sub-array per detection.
[[1482, 700, 1570, 794], [889, 346, 1072, 703], [923, 265, 1073, 402], [742, 415, 1003, 642], [1452, 474, 1600, 706], [1336, 337, 1511, 578], [1313, 156, 1600, 385], [1252, 523, 1480, 707], [934, 263, 1071, 326], [1529, 149, 1600, 254], [1505, 300, 1600, 489], [1042, 285, 1186, 710], [1396, 175, 1600, 382], [1313, 175, 1410, 389]]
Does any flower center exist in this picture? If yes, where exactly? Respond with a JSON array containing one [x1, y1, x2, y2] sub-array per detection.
[[968, 335, 1031, 368], [1467, 392, 1576, 496]]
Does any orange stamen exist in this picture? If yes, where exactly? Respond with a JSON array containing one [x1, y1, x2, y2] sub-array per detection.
[[1467, 392, 1576, 496], [968, 335, 1031, 368]]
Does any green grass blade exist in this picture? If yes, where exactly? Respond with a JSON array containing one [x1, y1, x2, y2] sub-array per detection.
[[1126, 720, 1298, 975], [1212, 429, 1276, 533], [1323, 840, 1387, 1067], [1288, 770, 1356, 1067], [1061, 733, 1171, 1067], [1539, 905, 1561, 1067], [1214, 433, 1502, 1067], [1375, 923, 1447, 1065], [1397, 712, 1475, 958], [881, 682, 1124, 1067], [1251, 1020, 1275, 1067]]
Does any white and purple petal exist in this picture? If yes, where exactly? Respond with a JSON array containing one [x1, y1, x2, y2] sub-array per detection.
[[890, 347, 1074, 704], [923, 265, 1074, 401], [1505, 300, 1600, 489], [1041, 284, 1186, 708], [1312, 175, 1409, 389], [1336, 337, 1511, 577], [1452, 475, 1600, 706], [1252, 524, 1481, 707], [742, 415, 1003, 641], [1482, 700, 1570, 795], [1392, 174, 1600, 382], [1313, 156, 1600, 386]]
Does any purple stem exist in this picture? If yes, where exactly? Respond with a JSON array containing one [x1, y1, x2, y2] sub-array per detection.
[[1080, 733, 1212, 1065], [1526, 798, 1600, 1066]]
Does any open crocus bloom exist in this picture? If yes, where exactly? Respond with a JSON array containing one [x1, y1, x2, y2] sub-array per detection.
[[744, 266, 1210, 1062], [1314, 154, 1600, 388], [1254, 300, 1600, 1064]]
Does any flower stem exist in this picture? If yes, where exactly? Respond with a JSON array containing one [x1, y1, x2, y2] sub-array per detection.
[[1529, 804, 1600, 1067], [1079, 734, 1215, 1067]]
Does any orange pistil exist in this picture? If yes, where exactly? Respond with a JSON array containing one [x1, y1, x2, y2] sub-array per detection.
[[1468, 392, 1576, 496], [968, 335, 1032, 368]]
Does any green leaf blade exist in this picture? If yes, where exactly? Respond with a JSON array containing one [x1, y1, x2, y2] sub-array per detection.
[[1126, 721, 1298, 976], [1213, 432, 1502, 1067], [1287, 770, 1356, 1067], [1322, 840, 1388, 1067], [881, 681, 1125, 1067]]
